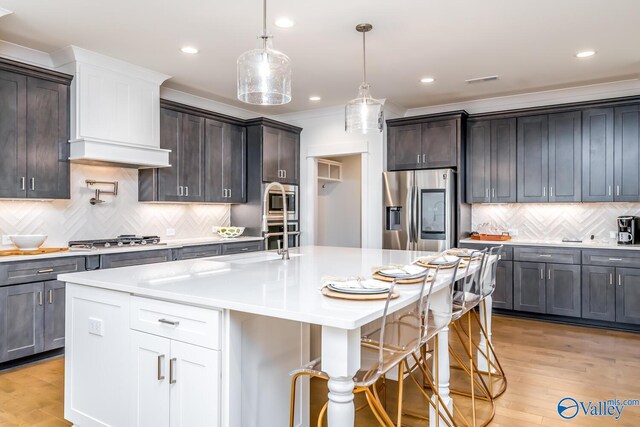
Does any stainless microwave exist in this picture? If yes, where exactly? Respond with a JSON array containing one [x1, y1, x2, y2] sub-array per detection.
[[262, 184, 298, 222]]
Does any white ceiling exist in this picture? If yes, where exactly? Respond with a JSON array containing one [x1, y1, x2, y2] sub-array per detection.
[[0, 0, 638, 115]]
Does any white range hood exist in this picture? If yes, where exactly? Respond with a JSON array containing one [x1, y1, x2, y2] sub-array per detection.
[[51, 46, 171, 168]]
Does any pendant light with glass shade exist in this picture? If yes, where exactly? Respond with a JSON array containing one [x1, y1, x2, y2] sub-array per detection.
[[345, 24, 383, 133], [237, 0, 292, 105]]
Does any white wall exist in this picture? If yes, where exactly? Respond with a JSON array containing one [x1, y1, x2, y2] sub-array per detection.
[[317, 155, 361, 247]]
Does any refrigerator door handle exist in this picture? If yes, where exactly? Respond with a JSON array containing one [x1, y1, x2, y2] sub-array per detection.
[[406, 183, 414, 246], [413, 185, 420, 247]]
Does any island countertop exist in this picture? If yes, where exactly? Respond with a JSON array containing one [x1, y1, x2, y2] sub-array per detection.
[[59, 246, 465, 330]]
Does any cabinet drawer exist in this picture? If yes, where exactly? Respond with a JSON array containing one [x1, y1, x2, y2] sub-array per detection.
[[177, 244, 222, 260], [0, 256, 85, 286], [459, 242, 513, 261], [222, 240, 263, 255], [513, 247, 580, 264], [130, 297, 221, 350], [100, 249, 172, 269], [582, 250, 640, 268]]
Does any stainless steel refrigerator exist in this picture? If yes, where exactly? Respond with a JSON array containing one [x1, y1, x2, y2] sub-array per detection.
[[383, 169, 456, 251]]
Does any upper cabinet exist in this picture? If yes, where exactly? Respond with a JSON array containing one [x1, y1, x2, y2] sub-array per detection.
[[517, 115, 549, 203], [582, 107, 614, 202], [245, 118, 302, 186], [614, 105, 640, 202], [387, 113, 464, 171], [0, 59, 72, 200], [465, 118, 516, 203], [139, 101, 248, 203]]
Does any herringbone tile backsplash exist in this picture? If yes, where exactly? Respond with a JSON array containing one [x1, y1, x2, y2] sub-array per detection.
[[472, 203, 640, 241], [0, 164, 230, 247]]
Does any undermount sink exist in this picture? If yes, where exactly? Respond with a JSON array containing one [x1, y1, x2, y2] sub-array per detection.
[[224, 252, 303, 264]]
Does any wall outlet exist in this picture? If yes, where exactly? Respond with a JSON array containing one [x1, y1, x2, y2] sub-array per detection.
[[1, 235, 11, 245], [165, 228, 175, 237], [88, 317, 104, 337], [609, 230, 617, 239], [508, 228, 519, 237], [211, 225, 219, 233]]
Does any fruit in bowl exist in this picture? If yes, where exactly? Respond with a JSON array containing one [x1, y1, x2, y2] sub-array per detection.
[[216, 226, 245, 239], [10, 234, 48, 251]]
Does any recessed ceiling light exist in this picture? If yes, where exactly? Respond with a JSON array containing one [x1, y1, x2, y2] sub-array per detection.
[[576, 50, 596, 58], [181, 46, 199, 54], [275, 18, 295, 28], [420, 77, 435, 83], [309, 96, 321, 101]]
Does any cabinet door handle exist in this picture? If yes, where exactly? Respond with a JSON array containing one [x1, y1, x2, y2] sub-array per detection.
[[543, 187, 546, 197], [38, 291, 43, 306], [422, 154, 426, 163], [157, 354, 165, 380], [30, 178, 35, 191], [609, 258, 623, 261], [169, 357, 177, 384], [550, 187, 553, 198], [48, 289, 53, 304], [178, 186, 184, 196], [185, 186, 189, 197], [223, 189, 227, 198], [618, 274, 622, 286], [284, 170, 286, 178], [485, 188, 489, 198], [228, 188, 231, 198], [158, 318, 180, 326], [548, 269, 551, 280], [492, 188, 496, 198], [20, 177, 25, 191], [417, 154, 421, 164], [37, 267, 54, 274], [608, 185, 612, 196], [540, 268, 544, 280], [610, 273, 613, 285], [538, 254, 552, 258], [617, 185, 620, 196]]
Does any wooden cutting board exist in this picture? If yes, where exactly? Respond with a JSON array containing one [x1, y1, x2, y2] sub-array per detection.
[[0, 247, 69, 257]]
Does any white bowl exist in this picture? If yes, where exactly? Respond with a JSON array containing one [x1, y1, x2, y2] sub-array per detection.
[[215, 227, 245, 239], [10, 234, 48, 251]]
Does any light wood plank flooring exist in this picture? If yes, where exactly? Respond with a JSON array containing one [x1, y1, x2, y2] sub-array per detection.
[[1, 316, 639, 426]]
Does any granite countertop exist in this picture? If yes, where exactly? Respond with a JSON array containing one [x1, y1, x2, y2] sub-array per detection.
[[0, 236, 265, 263], [459, 237, 640, 251]]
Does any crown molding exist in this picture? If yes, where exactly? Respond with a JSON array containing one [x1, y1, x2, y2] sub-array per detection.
[[0, 39, 52, 68]]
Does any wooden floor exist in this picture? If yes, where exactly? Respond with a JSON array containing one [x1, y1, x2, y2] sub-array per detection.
[[1, 316, 639, 426]]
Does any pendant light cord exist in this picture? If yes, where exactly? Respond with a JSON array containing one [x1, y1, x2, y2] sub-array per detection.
[[261, 0, 268, 49], [362, 31, 367, 84]]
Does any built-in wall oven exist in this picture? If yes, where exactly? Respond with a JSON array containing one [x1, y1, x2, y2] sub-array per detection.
[[263, 184, 299, 222], [264, 222, 300, 250]]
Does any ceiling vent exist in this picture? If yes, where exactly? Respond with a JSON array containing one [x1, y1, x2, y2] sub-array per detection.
[[465, 75, 499, 84]]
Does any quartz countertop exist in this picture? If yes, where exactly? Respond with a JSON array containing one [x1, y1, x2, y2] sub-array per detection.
[[0, 236, 264, 263], [59, 246, 475, 329], [459, 237, 640, 251]]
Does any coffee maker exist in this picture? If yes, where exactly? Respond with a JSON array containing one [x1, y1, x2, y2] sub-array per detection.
[[617, 216, 640, 245]]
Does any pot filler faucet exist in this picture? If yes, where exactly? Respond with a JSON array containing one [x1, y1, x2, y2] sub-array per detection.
[[262, 181, 290, 260]]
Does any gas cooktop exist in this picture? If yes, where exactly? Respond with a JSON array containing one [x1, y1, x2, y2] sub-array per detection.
[[68, 235, 161, 249]]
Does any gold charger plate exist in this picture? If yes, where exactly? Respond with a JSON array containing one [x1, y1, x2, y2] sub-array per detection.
[[371, 272, 431, 284], [321, 286, 399, 301]]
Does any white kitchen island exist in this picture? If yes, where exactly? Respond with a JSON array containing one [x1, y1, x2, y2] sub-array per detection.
[[59, 246, 487, 427]]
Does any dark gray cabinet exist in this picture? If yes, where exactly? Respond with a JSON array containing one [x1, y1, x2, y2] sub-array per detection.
[[466, 120, 491, 203], [513, 262, 546, 313], [261, 126, 300, 184], [582, 265, 616, 322], [100, 249, 173, 269], [614, 105, 640, 202], [151, 109, 205, 202], [388, 124, 422, 171], [44, 280, 65, 351], [0, 282, 44, 362], [222, 240, 264, 255], [546, 263, 581, 317], [517, 115, 549, 203], [548, 111, 582, 202], [493, 260, 513, 310], [465, 118, 516, 203], [490, 119, 517, 203], [616, 268, 640, 325], [175, 244, 222, 260], [582, 107, 614, 202], [205, 119, 246, 203], [0, 60, 71, 200], [421, 119, 457, 169]]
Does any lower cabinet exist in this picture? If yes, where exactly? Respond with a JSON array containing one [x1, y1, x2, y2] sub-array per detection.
[[492, 260, 513, 310], [582, 265, 616, 322], [0, 280, 65, 362], [514, 262, 581, 317], [131, 331, 220, 427], [616, 268, 640, 325], [100, 249, 173, 269]]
